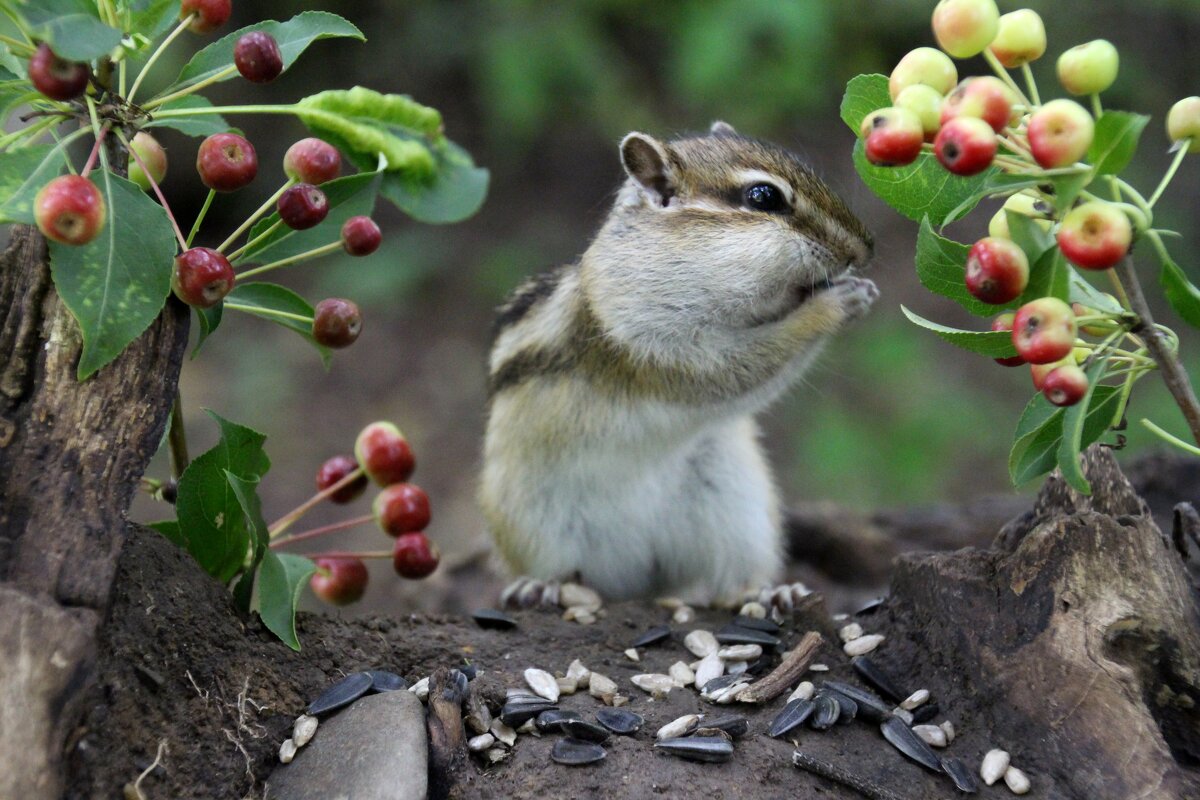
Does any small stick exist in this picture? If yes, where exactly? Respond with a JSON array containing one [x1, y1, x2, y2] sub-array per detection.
[[736, 630, 823, 704], [792, 751, 906, 800], [426, 667, 469, 799]]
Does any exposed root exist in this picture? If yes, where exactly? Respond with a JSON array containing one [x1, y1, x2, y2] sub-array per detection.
[[122, 739, 168, 800]]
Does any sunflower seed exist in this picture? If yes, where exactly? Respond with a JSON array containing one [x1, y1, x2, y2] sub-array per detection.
[[292, 714, 318, 748], [279, 738, 297, 764], [851, 656, 905, 702], [564, 606, 597, 625], [912, 724, 948, 748], [809, 693, 840, 731], [732, 614, 781, 634], [726, 660, 748, 677], [566, 659, 590, 688], [409, 676, 430, 701], [718, 644, 762, 662], [673, 605, 696, 624], [588, 672, 617, 703], [700, 673, 740, 695], [821, 681, 891, 722], [366, 670, 408, 693], [471, 608, 518, 630], [716, 624, 781, 649], [1004, 766, 1031, 794], [632, 673, 677, 696], [535, 709, 582, 733], [596, 707, 644, 735], [468, 733, 495, 752], [654, 735, 734, 763], [892, 707, 914, 726], [942, 756, 979, 793], [490, 719, 517, 747], [787, 681, 815, 702], [668, 661, 695, 687], [685, 630, 719, 658], [499, 697, 557, 727], [551, 737, 607, 766], [524, 668, 560, 702], [843, 634, 885, 657], [808, 663, 829, 672], [832, 692, 857, 723], [485, 746, 510, 765], [657, 713, 701, 740], [981, 749, 1010, 786], [559, 582, 602, 611], [713, 681, 750, 704], [838, 623, 863, 643], [769, 698, 815, 737], [517, 719, 538, 735], [880, 717, 943, 773], [694, 652, 724, 689], [307, 672, 373, 716], [699, 714, 748, 739], [738, 601, 767, 619], [912, 702, 940, 724], [855, 596, 886, 616], [900, 689, 930, 710], [624, 648, 641, 662], [556, 676, 578, 696], [559, 718, 610, 743], [940, 720, 956, 743], [632, 624, 672, 648]]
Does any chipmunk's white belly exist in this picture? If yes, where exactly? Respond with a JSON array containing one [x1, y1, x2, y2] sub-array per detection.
[[482, 376, 783, 600]]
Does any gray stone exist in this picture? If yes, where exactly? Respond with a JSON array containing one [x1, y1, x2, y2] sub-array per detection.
[[267, 689, 427, 800]]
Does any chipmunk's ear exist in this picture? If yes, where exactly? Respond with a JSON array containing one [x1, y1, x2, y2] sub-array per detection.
[[620, 132, 675, 207], [709, 120, 738, 137]]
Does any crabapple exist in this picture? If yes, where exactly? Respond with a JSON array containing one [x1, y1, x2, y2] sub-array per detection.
[[393, 532, 440, 579], [1030, 357, 1070, 390], [932, 0, 1000, 59], [234, 31, 283, 83], [180, 0, 231, 33], [316, 454, 368, 504], [127, 132, 168, 192], [860, 107, 925, 166], [991, 313, 1026, 367], [894, 84, 943, 140], [988, 9, 1046, 68], [1042, 364, 1088, 407], [28, 43, 88, 101], [196, 132, 258, 192], [310, 557, 368, 605], [889, 47, 958, 100], [312, 298, 362, 349], [988, 193, 1051, 240], [934, 116, 996, 175], [1027, 99, 1094, 169], [283, 138, 342, 184], [1167, 97, 1200, 154], [965, 237, 1029, 304], [34, 175, 105, 245], [355, 422, 415, 486], [940, 76, 1013, 133], [277, 183, 329, 230], [172, 247, 235, 308], [1056, 201, 1132, 270], [1012, 297, 1077, 364], [1057, 40, 1119, 96], [341, 216, 382, 256], [373, 483, 432, 536]]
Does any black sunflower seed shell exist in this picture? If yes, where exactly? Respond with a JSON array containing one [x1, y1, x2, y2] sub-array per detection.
[[307, 671, 373, 716]]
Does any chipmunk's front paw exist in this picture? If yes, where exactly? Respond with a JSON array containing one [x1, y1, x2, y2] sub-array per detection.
[[828, 275, 879, 322], [754, 582, 816, 615], [500, 576, 562, 609]]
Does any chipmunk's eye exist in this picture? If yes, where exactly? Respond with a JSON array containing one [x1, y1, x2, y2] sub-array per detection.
[[743, 183, 788, 213]]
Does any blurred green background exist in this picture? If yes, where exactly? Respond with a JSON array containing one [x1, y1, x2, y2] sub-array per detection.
[[118, 0, 1200, 610]]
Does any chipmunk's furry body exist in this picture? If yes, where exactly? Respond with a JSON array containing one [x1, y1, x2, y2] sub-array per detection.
[[480, 123, 876, 603]]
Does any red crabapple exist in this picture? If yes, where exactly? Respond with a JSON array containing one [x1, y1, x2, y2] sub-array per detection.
[[34, 175, 105, 245]]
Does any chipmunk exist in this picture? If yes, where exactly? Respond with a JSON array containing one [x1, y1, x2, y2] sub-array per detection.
[[480, 121, 876, 607]]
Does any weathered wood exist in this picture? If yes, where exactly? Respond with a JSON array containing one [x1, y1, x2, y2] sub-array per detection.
[[0, 223, 189, 798], [886, 447, 1200, 799], [426, 666, 469, 800]]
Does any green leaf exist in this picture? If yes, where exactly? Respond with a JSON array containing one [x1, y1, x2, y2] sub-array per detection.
[[839, 73, 890, 133], [1005, 211, 1055, 265], [126, 0, 180, 41], [1057, 358, 1111, 494], [143, 95, 231, 138], [1009, 384, 1119, 486], [1158, 249, 1200, 329], [241, 170, 381, 262], [148, 519, 186, 548], [1048, 171, 1091, 215], [1068, 271, 1124, 314], [915, 218, 997, 316], [1019, 247, 1069, 305], [256, 551, 315, 651], [0, 145, 57, 223], [1088, 111, 1150, 176], [296, 87, 489, 224], [1013, 392, 1059, 442], [192, 302, 222, 357], [48, 172, 176, 379], [171, 12, 363, 92], [173, 412, 270, 583], [0, 49, 22, 78], [940, 173, 1043, 230], [223, 282, 331, 366], [226, 470, 268, 614], [901, 305, 1019, 357], [852, 142, 994, 225], [20, 0, 124, 61]]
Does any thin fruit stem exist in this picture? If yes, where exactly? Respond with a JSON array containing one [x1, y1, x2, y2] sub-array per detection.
[[149, 103, 300, 118], [216, 179, 295, 254], [1111, 368, 1140, 429], [229, 219, 282, 262], [224, 302, 313, 324], [0, 34, 33, 54], [80, 123, 110, 177], [168, 390, 189, 479], [269, 514, 375, 550], [1091, 93, 1103, 119], [117, 129, 188, 250], [1021, 64, 1040, 106], [267, 466, 366, 539], [0, 114, 57, 149], [1141, 418, 1200, 457], [982, 49, 1030, 106], [187, 188, 215, 247], [1148, 144, 1189, 208], [143, 64, 239, 111], [127, 14, 196, 106], [306, 549, 392, 560], [1114, 255, 1200, 446], [237, 240, 342, 279]]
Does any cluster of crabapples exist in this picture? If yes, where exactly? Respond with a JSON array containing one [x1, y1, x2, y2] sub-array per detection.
[[859, 0, 1200, 407], [27, 0, 378, 350], [297, 422, 441, 606]]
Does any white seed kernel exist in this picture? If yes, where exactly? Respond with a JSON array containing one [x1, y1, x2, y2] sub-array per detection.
[[981, 749, 1011, 786], [843, 634, 885, 657]]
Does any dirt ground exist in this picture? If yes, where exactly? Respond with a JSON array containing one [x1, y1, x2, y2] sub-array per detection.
[[64, 453, 1200, 800]]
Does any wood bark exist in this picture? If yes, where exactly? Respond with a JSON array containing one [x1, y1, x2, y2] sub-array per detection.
[[0, 223, 189, 799]]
